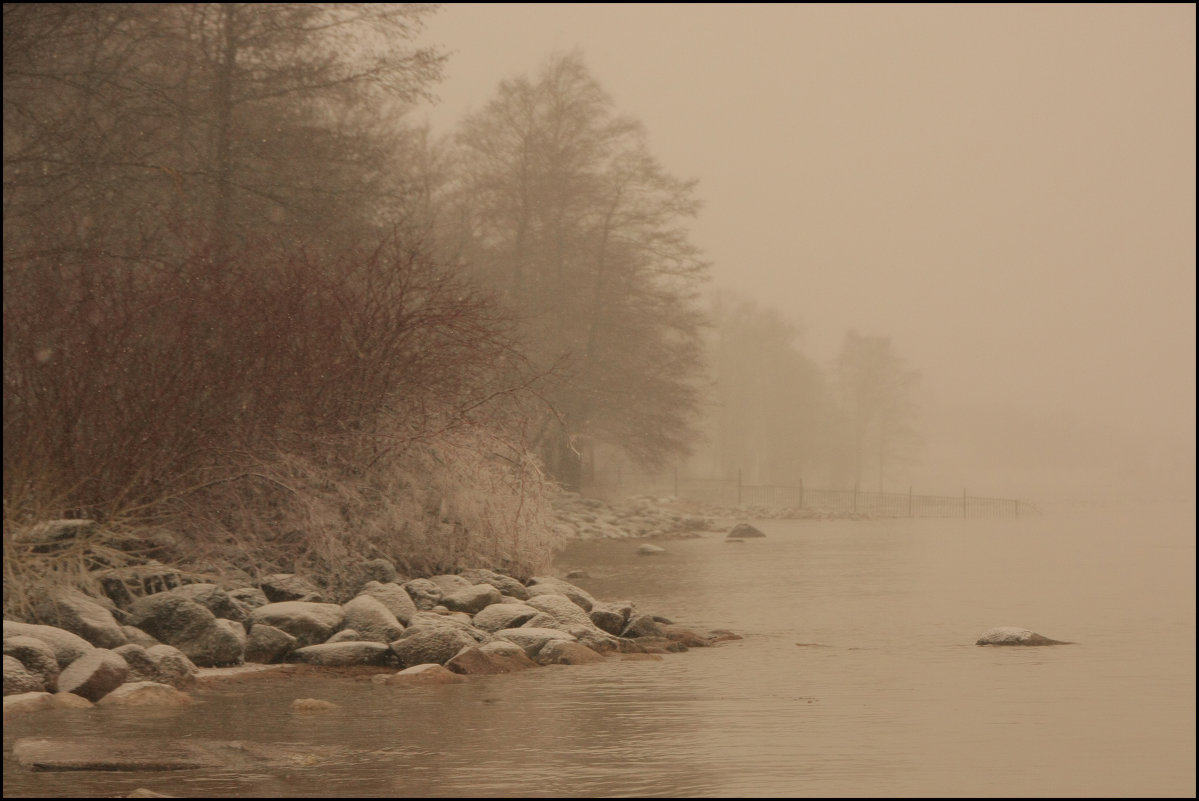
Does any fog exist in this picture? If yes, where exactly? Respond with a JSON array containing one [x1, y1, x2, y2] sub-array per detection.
[[418, 3, 1195, 503]]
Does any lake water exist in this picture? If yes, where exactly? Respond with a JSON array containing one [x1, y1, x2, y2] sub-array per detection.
[[4, 500, 1195, 797]]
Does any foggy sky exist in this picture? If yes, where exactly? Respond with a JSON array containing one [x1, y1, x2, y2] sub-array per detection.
[[416, 3, 1196, 500]]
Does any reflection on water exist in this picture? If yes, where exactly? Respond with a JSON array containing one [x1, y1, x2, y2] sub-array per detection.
[[5, 501, 1195, 797]]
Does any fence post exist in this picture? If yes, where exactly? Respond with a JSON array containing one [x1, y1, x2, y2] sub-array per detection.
[[799, 477, 804, 509], [737, 468, 742, 506], [963, 488, 967, 519]]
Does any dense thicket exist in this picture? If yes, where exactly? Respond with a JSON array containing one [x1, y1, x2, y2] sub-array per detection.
[[3, 4, 560, 592]]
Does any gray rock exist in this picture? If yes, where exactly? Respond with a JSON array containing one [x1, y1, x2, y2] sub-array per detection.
[[289, 641, 394, 667], [227, 587, 270, 612], [246, 602, 345, 648], [4, 691, 55, 716], [359, 581, 418, 625], [525, 576, 596, 611], [127, 594, 242, 667], [373, 663, 465, 686], [30, 587, 128, 649], [637, 543, 666, 556], [445, 644, 538, 675], [402, 578, 443, 610], [589, 602, 633, 636], [492, 626, 576, 657], [326, 629, 361, 644], [121, 625, 161, 648], [167, 585, 245, 623], [975, 626, 1073, 646], [259, 574, 324, 603], [457, 568, 530, 600], [389, 627, 478, 668], [97, 681, 193, 707], [58, 648, 129, 701], [352, 558, 397, 587], [535, 639, 607, 666], [621, 613, 665, 639], [341, 595, 405, 643], [440, 584, 502, 615], [427, 574, 473, 595], [4, 635, 60, 692], [244, 624, 297, 664], [3, 621, 95, 668], [525, 593, 597, 630], [4, 654, 44, 695], [521, 612, 559, 629], [471, 603, 541, 633], [112, 643, 197, 689], [728, 523, 766, 538]]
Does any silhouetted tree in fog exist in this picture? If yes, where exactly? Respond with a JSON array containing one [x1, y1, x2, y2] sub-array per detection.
[[447, 51, 710, 489], [835, 330, 921, 491]]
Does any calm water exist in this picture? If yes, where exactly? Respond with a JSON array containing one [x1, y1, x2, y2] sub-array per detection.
[[5, 501, 1195, 797]]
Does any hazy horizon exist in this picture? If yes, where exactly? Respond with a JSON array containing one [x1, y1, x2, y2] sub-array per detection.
[[414, 3, 1196, 503]]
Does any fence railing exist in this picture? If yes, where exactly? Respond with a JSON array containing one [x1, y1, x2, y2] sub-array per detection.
[[584, 473, 1021, 519]]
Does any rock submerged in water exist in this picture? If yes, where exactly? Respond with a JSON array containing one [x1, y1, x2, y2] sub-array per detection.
[[726, 523, 765, 539], [975, 626, 1073, 646]]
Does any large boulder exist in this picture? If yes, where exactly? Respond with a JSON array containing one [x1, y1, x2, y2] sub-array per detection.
[[4, 655, 44, 695], [975, 627, 1073, 646], [357, 581, 417, 625], [427, 574, 472, 595], [524, 593, 597, 631], [227, 587, 270, 613], [492, 627, 576, 658], [439, 584, 502, 615], [621, 613, 666, 639], [113, 644, 198, 688], [259, 574, 324, 603], [166, 585, 246, 623], [3, 621, 95, 669], [340, 595, 404, 643], [402, 579, 442, 611], [127, 594, 243, 667], [289, 642, 394, 667], [471, 603, 541, 633], [4, 636, 60, 692], [372, 663, 465, 687], [97, 681, 193, 708], [535, 639, 606, 666], [244, 624, 297, 664], [727, 523, 766, 538], [589, 602, 633, 636], [525, 577, 596, 611], [389, 627, 478, 668], [30, 588, 128, 649], [445, 643, 537, 675], [457, 568, 530, 600], [58, 648, 129, 702], [246, 602, 344, 648]]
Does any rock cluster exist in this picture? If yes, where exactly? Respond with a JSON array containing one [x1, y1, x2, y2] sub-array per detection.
[[5, 566, 739, 715], [551, 493, 721, 539]]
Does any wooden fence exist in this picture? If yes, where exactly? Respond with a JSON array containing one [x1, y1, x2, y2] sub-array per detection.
[[584, 472, 1022, 519]]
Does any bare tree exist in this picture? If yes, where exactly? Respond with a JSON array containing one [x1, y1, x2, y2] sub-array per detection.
[[448, 52, 710, 489], [835, 330, 922, 491]]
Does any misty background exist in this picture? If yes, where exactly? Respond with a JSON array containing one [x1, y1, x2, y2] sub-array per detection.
[[417, 3, 1196, 503]]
